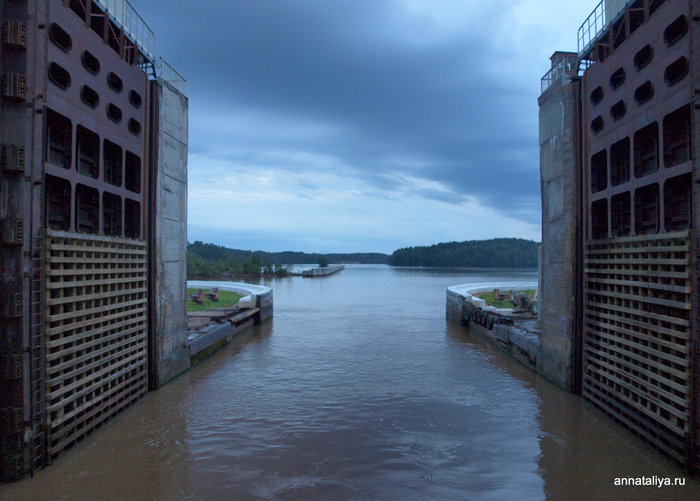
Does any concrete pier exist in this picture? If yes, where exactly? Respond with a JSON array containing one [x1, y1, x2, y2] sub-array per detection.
[[447, 283, 540, 372], [301, 265, 345, 277], [186, 282, 273, 363]]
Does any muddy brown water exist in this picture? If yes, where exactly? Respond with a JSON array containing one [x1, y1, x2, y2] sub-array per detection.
[[2, 265, 698, 500]]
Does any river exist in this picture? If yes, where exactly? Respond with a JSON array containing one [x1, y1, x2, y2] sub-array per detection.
[[2, 265, 698, 500]]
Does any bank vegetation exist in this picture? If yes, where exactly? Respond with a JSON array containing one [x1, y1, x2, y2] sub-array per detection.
[[388, 238, 538, 268]]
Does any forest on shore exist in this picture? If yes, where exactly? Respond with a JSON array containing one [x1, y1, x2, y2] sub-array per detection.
[[388, 238, 538, 268], [187, 237, 538, 278], [186, 241, 388, 278]]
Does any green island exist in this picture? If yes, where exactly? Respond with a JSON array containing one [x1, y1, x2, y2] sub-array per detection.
[[186, 288, 244, 312]]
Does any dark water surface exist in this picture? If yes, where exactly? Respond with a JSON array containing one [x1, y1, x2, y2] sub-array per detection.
[[2, 265, 699, 500]]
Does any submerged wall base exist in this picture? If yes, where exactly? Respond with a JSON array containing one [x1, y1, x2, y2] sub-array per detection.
[[447, 283, 574, 390], [184, 281, 273, 368]]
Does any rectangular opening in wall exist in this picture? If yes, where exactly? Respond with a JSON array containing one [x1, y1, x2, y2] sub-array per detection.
[[664, 174, 691, 231], [634, 183, 659, 235], [610, 192, 631, 237], [591, 198, 608, 240], [103, 192, 122, 236], [125, 152, 141, 193], [46, 175, 71, 231], [124, 199, 140, 239], [76, 125, 99, 178], [75, 184, 99, 234], [46, 109, 72, 169], [596, 33, 610, 62], [591, 149, 607, 193], [663, 105, 690, 168], [124, 46, 136, 65], [103, 139, 123, 186], [612, 16, 626, 49], [90, 3, 105, 39], [107, 20, 121, 54], [610, 138, 630, 186], [649, 0, 667, 16], [634, 122, 659, 178], [69, 0, 86, 21], [629, 0, 644, 33]]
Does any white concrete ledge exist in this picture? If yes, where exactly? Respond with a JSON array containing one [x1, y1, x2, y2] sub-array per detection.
[[447, 282, 537, 312], [185, 280, 274, 364], [188, 280, 271, 296], [446, 280, 540, 372], [187, 281, 273, 322]]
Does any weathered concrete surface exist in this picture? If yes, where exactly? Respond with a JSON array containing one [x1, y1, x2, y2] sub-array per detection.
[[151, 80, 190, 387], [188, 313, 256, 364], [188, 281, 273, 325], [185, 282, 273, 364], [301, 265, 345, 277], [446, 283, 533, 323], [257, 289, 273, 324], [538, 63, 581, 392], [446, 283, 540, 372]]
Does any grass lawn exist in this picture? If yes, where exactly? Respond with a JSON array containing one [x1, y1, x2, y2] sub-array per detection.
[[186, 288, 244, 312], [477, 290, 536, 309]]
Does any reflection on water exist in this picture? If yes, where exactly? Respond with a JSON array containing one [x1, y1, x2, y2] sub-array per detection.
[[1, 265, 698, 500]]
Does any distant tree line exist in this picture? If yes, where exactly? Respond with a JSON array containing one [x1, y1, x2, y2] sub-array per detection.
[[187, 251, 289, 278], [187, 238, 539, 278], [186, 241, 389, 278], [388, 238, 539, 268]]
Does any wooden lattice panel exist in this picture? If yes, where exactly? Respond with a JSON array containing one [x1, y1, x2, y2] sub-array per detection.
[[45, 231, 148, 458], [583, 231, 691, 463]]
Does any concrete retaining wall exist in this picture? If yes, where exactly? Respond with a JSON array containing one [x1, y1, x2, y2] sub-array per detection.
[[447, 283, 541, 373], [188, 281, 273, 315], [187, 281, 273, 363], [188, 313, 257, 365], [538, 65, 582, 392], [150, 79, 190, 388]]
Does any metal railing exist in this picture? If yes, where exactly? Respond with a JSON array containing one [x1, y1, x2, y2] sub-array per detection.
[[94, 0, 155, 62], [578, 0, 606, 56], [540, 53, 578, 93], [159, 58, 187, 95], [91, 1, 186, 95]]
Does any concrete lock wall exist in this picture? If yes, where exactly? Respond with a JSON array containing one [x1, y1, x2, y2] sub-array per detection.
[[446, 284, 540, 371], [538, 73, 582, 392], [185, 282, 272, 363], [187, 280, 273, 327], [150, 80, 190, 388]]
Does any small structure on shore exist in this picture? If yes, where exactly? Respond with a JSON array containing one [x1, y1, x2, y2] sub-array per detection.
[[301, 265, 345, 277]]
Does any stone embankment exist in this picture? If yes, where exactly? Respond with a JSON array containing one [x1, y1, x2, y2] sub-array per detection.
[[186, 281, 273, 363], [447, 283, 540, 370]]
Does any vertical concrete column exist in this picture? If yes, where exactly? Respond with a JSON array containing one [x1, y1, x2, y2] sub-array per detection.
[[149, 80, 190, 388], [689, 0, 700, 477], [537, 54, 582, 392]]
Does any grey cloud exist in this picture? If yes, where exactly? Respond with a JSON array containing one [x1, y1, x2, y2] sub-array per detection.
[[140, 0, 542, 225]]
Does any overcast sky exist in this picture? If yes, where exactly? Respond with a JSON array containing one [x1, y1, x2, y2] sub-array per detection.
[[136, 0, 594, 253]]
